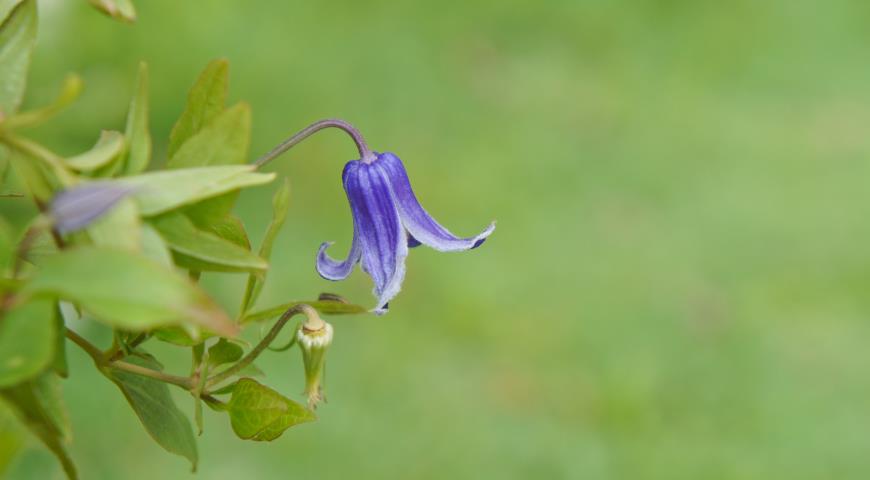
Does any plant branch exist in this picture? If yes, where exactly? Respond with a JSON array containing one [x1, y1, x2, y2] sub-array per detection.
[[65, 329, 105, 363], [110, 360, 193, 390], [206, 304, 312, 388], [66, 329, 193, 390]]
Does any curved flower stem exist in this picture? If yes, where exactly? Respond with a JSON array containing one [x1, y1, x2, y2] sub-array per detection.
[[206, 304, 316, 388], [253, 118, 376, 167]]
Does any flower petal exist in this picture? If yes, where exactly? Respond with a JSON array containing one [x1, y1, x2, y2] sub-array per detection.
[[50, 182, 134, 234], [349, 162, 408, 314], [315, 161, 363, 280], [315, 239, 360, 280], [377, 152, 494, 252]]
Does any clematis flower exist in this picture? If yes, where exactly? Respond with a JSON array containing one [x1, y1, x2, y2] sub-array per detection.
[[315, 152, 495, 314]]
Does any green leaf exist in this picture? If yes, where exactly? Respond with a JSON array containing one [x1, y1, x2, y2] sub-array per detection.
[[241, 178, 291, 314], [3, 73, 83, 129], [243, 299, 368, 324], [140, 223, 172, 266], [106, 354, 198, 470], [119, 165, 275, 216], [150, 212, 268, 273], [64, 130, 124, 171], [87, 0, 136, 23], [194, 213, 250, 248], [121, 61, 150, 175], [0, 0, 36, 119], [0, 297, 56, 387], [0, 216, 13, 273], [167, 59, 228, 159], [8, 151, 54, 202], [207, 339, 243, 368], [226, 378, 315, 441], [0, 402, 24, 477], [166, 102, 250, 169], [0, 0, 24, 24], [152, 326, 203, 347], [0, 372, 77, 479], [23, 247, 237, 337], [86, 196, 141, 252], [51, 303, 67, 378]]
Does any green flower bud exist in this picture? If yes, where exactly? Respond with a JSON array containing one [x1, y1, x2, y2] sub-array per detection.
[[297, 308, 333, 409]]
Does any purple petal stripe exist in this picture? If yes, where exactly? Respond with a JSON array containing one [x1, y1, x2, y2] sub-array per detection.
[[376, 152, 494, 252]]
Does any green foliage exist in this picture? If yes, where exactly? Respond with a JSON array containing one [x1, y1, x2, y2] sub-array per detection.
[[167, 59, 228, 160], [0, 297, 55, 387], [150, 212, 267, 273], [0, 372, 76, 479], [106, 354, 198, 470], [120, 165, 274, 216], [0, 0, 35, 118], [87, 0, 136, 23], [207, 339, 243, 369], [225, 378, 315, 441], [240, 177, 291, 315], [64, 130, 124, 171], [23, 247, 237, 336], [0, 7, 371, 478], [120, 61, 150, 175]]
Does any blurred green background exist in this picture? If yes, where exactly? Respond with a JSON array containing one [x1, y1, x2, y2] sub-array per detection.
[[6, 0, 870, 478]]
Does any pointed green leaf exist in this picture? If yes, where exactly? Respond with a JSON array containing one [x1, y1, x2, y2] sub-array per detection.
[[207, 339, 243, 369], [3, 73, 83, 129], [168, 59, 228, 159], [87, 0, 136, 23], [23, 247, 237, 337], [0, 402, 24, 477], [51, 303, 67, 378], [0, 1, 24, 24], [226, 378, 315, 441], [241, 178, 290, 314], [140, 223, 172, 266], [0, 216, 13, 273], [0, 372, 77, 479], [106, 354, 198, 470], [167, 102, 250, 169], [86, 196, 141, 252], [120, 165, 274, 216], [152, 326, 203, 346], [0, 297, 56, 387], [65, 130, 124, 171], [0, 0, 36, 119], [243, 299, 368, 324], [150, 212, 267, 273], [194, 213, 250, 248], [120, 61, 151, 175], [8, 152, 54, 202]]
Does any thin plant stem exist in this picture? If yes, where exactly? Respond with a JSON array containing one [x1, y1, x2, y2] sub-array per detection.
[[110, 360, 193, 390], [254, 118, 376, 167], [206, 304, 313, 388], [66, 329, 193, 390]]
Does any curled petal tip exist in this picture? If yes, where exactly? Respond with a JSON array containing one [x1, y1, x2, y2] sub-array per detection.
[[316, 239, 360, 281], [471, 221, 496, 249]]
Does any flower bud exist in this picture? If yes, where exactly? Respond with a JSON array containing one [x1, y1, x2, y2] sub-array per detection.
[[297, 308, 333, 409], [49, 182, 134, 234]]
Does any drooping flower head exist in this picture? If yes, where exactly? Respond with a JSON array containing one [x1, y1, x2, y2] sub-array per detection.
[[316, 152, 494, 314]]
